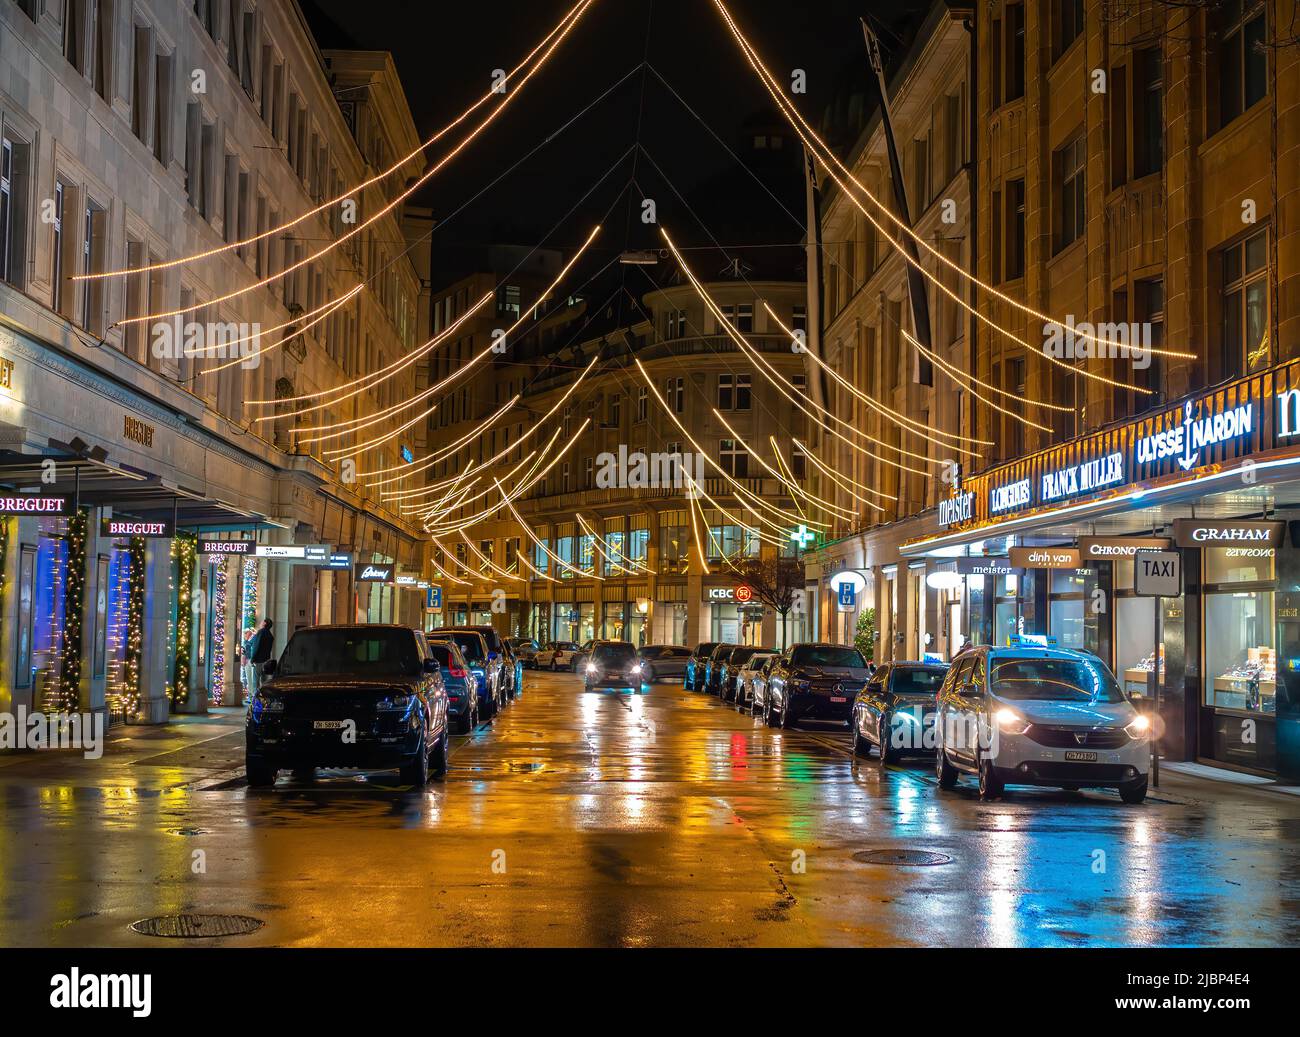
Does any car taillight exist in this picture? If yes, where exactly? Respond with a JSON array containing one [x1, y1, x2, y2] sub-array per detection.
[[449, 665, 467, 678]]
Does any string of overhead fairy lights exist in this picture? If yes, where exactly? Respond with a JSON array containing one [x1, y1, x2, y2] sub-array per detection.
[[711, 0, 1197, 388]]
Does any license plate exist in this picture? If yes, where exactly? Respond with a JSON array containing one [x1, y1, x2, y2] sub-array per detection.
[[829, 696, 847, 703], [312, 720, 347, 730], [1064, 750, 1098, 762]]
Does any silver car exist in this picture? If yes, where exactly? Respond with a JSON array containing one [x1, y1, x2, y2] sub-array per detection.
[[736, 652, 777, 710], [637, 645, 691, 682]]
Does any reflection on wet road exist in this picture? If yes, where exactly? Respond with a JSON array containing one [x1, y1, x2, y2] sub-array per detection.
[[1, 670, 1298, 946]]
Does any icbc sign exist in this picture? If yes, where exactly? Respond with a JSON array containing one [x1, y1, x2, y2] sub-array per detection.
[[734, 585, 754, 603]]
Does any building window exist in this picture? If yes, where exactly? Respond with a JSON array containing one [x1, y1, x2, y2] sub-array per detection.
[[1053, 0, 1084, 61], [735, 372, 751, 410], [1136, 278, 1165, 401], [81, 199, 107, 333], [636, 386, 648, 422], [665, 376, 684, 414], [1005, 178, 1025, 280], [153, 52, 172, 164], [717, 374, 733, 409], [51, 180, 67, 316], [609, 393, 621, 427], [1215, 1, 1267, 131], [584, 457, 593, 490], [792, 305, 807, 333], [1134, 48, 1164, 177], [720, 439, 748, 478], [1006, 4, 1025, 102], [735, 303, 753, 333], [791, 444, 807, 480], [1054, 135, 1086, 253], [1221, 229, 1269, 377], [0, 135, 30, 289]]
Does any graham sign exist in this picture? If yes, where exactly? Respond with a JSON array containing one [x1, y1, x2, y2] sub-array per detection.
[[1173, 519, 1284, 549]]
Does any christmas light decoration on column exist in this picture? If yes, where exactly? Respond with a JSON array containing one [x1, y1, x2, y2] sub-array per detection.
[[210, 559, 228, 707], [171, 535, 196, 708], [55, 508, 88, 714], [124, 536, 145, 720]]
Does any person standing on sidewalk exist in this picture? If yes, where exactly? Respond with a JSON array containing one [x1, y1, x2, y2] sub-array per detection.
[[247, 618, 275, 696]]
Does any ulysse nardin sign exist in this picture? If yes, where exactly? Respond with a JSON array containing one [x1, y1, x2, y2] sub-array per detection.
[[0, 495, 67, 514], [1135, 400, 1254, 472], [937, 491, 974, 527], [1173, 519, 1283, 550]]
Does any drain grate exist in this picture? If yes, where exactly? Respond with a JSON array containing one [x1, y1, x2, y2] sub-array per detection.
[[852, 849, 952, 867], [130, 913, 264, 938]]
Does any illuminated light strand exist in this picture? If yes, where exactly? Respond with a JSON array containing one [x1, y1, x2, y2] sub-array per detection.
[[766, 436, 814, 523], [495, 484, 592, 581], [684, 477, 711, 574], [115, 5, 594, 325], [658, 231, 932, 477], [788, 435, 894, 502], [712, 0, 1197, 371], [188, 284, 361, 364], [681, 469, 779, 563], [575, 513, 655, 576], [423, 419, 591, 536], [905, 330, 1074, 416], [426, 543, 472, 586], [512, 539, 559, 583], [458, 531, 524, 583], [420, 445, 555, 529], [248, 291, 492, 412], [672, 460, 792, 549], [362, 395, 520, 481], [574, 513, 630, 575], [904, 328, 1054, 434], [711, 408, 859, 522], [409, 447, 543, 520], [428, 536, 477, 583], [290, 226, 601, 443], [365, 355, 599, 487], [634, 355, 831, 531], [761, 302, 988, 454], [795, 437, 889, 514], [390, 438, 546, 508], [85, 0, 593, 284]]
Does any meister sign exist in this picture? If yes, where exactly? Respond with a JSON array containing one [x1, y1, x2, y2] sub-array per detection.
[[937, 491, 974, 527], [956, 557, 1022, 576]]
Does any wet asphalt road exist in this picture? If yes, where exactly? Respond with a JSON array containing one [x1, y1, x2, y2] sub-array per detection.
[[1, 669, 1299, 947]]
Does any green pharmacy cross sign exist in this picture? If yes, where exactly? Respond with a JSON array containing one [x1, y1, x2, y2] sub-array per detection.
[[790, 525, 816, 550]]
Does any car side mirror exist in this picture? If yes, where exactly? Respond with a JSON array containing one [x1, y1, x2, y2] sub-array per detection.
[[423, 658, 440, 673], [261, 659, 278, 677], [959, 682, 982, 698]]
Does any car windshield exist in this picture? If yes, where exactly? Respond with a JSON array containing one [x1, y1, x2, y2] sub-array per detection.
[[730, 647, 762, 664], [790, 646, 866, 668], [427, 644, 459, 668], [891, 668, 947, 694], [990, 656, 1125, 703], [447, 627, 501, 652], [696, 643, 719, 658], [277, 629, 420, 677], [430, 632, 486, 664], [594, 643, 637, 664]]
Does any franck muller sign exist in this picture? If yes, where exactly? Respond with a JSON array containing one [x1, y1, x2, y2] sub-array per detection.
[[1041, 451, 1125, 503]]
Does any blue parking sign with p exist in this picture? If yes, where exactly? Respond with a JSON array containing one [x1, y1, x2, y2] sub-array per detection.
[[427, 586, 442, 610], [838, 583, 855, 608]]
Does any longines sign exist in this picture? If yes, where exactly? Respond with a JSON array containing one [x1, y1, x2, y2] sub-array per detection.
[[932, 357, 1300, 534]]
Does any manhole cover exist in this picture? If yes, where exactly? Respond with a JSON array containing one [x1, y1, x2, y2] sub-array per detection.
[[852, 849, 952, 867], [169, 827, 207, 837], [130, 914, 264, 938]]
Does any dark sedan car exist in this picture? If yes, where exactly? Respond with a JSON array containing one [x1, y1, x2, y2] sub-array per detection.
[[703, 642, 739, 696], [583, 640, 647, 691], [440, 625, 514, 701], [638, 644, 691, 682], [718, 645, 769, 704], [852, 661, 948, 761], [684, 642, 721, 692], [427, 639, 479, 733], [245, 625, 450, 787], [765, 643, 871, 728], [507, 637, 540, 669], [429, 630, 500, 720]]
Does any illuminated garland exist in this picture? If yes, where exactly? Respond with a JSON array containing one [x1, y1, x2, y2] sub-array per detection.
[[210, 560, 227, 706], [55, 508, 88, 713], [123, 536, 146, 720], [0, 517, 8, 649], [241, 556, 259, 634], [171, 534, 195, 707]]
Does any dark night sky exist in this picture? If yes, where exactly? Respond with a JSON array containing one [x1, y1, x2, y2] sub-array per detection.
[[302, 0, 931, 285]]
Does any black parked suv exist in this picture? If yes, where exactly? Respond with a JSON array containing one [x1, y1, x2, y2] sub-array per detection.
[[245, 625, 450, 787], [765, 643, 871, 728], [440, 625, 514, 701], [704, 643, 739, 696], [718, 645, 769, 704]]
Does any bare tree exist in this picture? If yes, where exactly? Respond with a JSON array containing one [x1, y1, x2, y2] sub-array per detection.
[[730, 555, 804, 648]]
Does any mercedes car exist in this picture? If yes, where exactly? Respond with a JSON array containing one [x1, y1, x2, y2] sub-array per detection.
[[764, 643, 871, 728]]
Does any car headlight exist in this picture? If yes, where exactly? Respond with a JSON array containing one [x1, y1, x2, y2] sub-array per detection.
[[788, 679, 810, 692], [1125, 714, 1151, 739], [631, 663, 642, 674], [251, 694, 284, 720], [377, 693, 414, 712], [585, 662, 597, 674], [994, 708, 1029, 735]]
